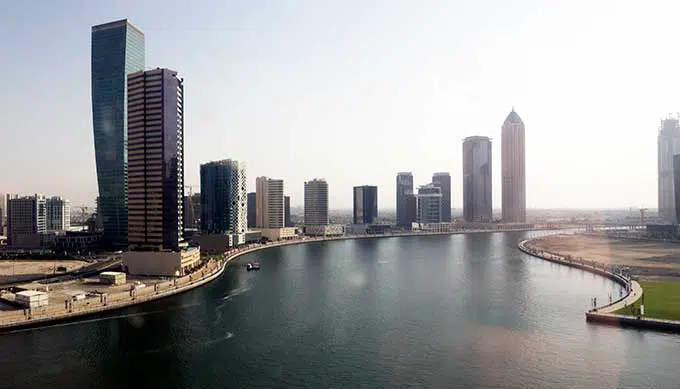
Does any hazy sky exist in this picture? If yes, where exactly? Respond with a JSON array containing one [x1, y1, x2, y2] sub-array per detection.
[[1, 0, 677, 209]]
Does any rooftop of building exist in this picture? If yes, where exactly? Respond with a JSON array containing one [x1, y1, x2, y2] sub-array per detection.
[[503, 108, 524, 125], [16, 290, 47, 297], [92, 19, 144, 35], [202, 159, 243, 167], [464, 135, 492, 142]]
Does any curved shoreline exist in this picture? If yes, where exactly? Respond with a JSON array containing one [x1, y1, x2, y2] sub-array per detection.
[[519, 238, 680, 333], [0, 228, 555, 332]]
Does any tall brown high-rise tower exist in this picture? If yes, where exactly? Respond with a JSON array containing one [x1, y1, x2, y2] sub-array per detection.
[[501, 108, 526, 222]]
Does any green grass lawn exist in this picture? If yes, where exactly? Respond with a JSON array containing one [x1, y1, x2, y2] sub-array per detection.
[[615, 279, 680, 321]]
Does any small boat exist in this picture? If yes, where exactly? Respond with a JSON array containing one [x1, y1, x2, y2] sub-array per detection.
[[246, 262, 260, 271]]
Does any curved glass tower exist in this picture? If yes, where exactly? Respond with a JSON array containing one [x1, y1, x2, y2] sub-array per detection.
[[91, 19, 145, 248]]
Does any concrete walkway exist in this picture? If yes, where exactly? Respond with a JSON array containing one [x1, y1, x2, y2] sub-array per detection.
[[520, 238, 680, 333], [593, 279, 642, 314], [517, 239, 643, 315]]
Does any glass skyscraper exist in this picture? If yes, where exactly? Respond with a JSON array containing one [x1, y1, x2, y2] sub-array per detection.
[[353, 185, 378, 224], [200, 160, 247, 238], [396, 172, 414, 228], [91, 19, 145, 249], [463, 136, 492, 222]]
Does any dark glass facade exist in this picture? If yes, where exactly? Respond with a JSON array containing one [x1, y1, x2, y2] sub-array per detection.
[[200, 161, 244, 234], [353, 185, 378, 224], [432, 173, 451, 222], [91, 19, 145, 249], [674, 154, 680, 224], [247, 192, 256, 229], [405, 194, 417, 229], [463, 136, 492, 222], [284, 196, 293, 227], [396, 173, 414, 228]]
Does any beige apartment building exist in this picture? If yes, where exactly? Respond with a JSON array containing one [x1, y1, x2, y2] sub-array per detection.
[[256, 177, 285, 228]]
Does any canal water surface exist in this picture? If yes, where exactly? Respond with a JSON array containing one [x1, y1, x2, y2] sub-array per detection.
[[0, 231, 678, 388]]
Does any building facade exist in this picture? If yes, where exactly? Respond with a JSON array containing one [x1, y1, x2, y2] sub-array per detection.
[[46, 196, 71, 232], [432, 172, 451, 222], [396, 172, 414, 228], [304, 179, 329, 226], [405, 194, 417, 229], [284, 196, 293, 227], [256, 177, 284, 228], [0, 193, 6, 236], [127, 68, 185, 251], [200, 159, 247, 239], [501, 109, 526, 222], [658, 117, 680, 223], [353, 185, 378, 224], [674, 154, 680, 224], [247, 192, 256, 229], [416, 184, 443, 224], [7, 194, 46, 246], [463, 136, 492, 222], [91, 19, 145, 249]]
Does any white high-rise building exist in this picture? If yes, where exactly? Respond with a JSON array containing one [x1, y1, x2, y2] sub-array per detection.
[[46, 196, 71, 232], [256, 177, 285, 228], [658, 117, 680, 223]]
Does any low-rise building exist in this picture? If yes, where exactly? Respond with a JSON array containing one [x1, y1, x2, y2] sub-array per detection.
[[411, 222, 462, 233], [67, 290, 87, 302], [305, 224, 344, 237], [123, 247, 201, 277], [15, 290, 49, 308], [51, 231, 101, 253], [346, 224, 392, 235], [200, 234, 235, 255], [259, 227, 297, 241], [100, 271, 126, 285], [245, 230, 262, 243]]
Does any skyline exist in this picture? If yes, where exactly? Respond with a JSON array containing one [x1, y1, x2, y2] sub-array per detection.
[[2, 1, 677, 209]]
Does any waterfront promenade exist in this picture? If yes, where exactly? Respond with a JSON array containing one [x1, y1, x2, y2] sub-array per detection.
[[519, 238, 680, 332], [0, 227, 557, 331]]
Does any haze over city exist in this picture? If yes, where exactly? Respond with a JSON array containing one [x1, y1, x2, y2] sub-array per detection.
[[1, 0, 677, 209]]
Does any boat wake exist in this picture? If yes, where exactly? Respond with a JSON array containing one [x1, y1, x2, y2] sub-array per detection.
[[221, 285, 251, 301], [136, 331, 235, 356]]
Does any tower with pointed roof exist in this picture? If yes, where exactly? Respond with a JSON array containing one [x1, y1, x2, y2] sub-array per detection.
[[501, 108, 526, 222]]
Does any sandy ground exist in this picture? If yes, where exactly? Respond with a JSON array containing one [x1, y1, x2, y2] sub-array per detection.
[[0, 260, 90, 283], [528, 234, 680, 277]]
